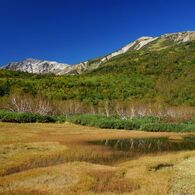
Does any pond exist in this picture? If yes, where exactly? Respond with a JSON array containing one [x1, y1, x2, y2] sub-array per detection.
[[90, 137, 195, 154]]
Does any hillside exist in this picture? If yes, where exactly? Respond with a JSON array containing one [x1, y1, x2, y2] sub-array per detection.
[[0, 31, 195, 116], [2, 31, 195, 75]]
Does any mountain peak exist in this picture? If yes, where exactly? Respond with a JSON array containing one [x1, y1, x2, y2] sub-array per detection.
[[3, 30, 195, 75], [137, 36, 154, 40], [4, 58, 70, 74], [24, 58, 40, 62], [161, 31, 195, 42]]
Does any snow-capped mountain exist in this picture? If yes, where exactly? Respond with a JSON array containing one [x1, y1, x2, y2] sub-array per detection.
[[3, 58, 70, 74], [2, 31, 195, 75]]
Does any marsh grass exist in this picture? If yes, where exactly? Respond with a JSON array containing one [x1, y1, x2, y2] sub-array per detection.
[[0, 142, 129, 177], [0, 123, 195, 194], [88, 169, 140, 193], [0, 190, 48, 195], [0, 142, 69, 176]]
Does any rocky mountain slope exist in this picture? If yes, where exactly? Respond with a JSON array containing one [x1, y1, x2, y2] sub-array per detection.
[[2, 31, 195, 75], [3, 58, 70, 75]]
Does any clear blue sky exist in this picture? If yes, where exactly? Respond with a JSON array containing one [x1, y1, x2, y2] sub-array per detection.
[[0, 0, 195, 65]]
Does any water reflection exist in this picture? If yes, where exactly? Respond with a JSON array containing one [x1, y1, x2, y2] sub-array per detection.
[[91, 137, 195, 153]]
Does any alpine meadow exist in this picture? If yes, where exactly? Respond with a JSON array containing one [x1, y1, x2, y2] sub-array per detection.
[[0, 0, 195, 194]]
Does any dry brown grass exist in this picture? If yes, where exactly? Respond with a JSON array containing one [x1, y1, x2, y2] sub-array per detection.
[[0, 122, 195, 194], [88, 169, 140, 193]]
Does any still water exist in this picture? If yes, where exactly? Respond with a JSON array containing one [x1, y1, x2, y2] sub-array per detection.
[[91, 137, 195, 153]]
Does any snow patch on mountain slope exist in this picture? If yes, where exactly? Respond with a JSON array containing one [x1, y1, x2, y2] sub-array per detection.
[[3, 31, 195, 75], [5, 58, 70, 74]]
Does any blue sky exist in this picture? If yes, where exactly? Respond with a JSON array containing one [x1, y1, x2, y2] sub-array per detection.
[[0, 0, 195, 65]]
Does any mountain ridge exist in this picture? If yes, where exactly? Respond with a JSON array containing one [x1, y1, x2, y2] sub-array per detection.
[[2, 31, 195, 75], [0, 31, 195, 106]]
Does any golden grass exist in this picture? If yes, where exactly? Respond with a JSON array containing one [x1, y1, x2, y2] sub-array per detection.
[[88, 169, 140, 193], [0, 142, 68, 176], [0, 122, 195, 194]]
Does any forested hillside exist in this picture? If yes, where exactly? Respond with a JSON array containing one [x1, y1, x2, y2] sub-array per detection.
[[0, 38, 195, 119]]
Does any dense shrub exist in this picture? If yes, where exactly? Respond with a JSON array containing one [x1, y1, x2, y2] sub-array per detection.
[[67, 114, 195, 132], [0, 110, 56, 123], [0, 110, 194, 132], [52, 115, 67, 123], [68, 114, 119, 128], [67, 115, 159, 130], [140, 123, 195, 132], [127, 116, 160, 128]]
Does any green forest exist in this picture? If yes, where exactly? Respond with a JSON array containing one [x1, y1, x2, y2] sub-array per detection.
[[0, 40, 195, 107]]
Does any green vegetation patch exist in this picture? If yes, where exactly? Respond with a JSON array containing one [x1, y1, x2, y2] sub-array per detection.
[[67, 114, 195, 132], [0, 110, 194, 132], [0, 110, 57, 123]]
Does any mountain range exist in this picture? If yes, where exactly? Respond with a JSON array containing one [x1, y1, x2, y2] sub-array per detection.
[[0, 30, 195, 107], [2, 31, 195, 75]]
